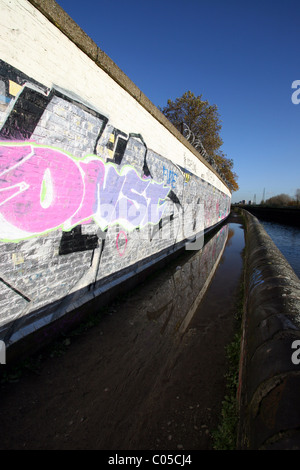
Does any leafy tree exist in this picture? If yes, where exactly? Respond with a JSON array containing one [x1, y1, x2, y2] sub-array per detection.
[[161, 91, 222, 155], [160, 91, 239, 192], [214, 151, 239, 193], [264, 193, 293, 206]]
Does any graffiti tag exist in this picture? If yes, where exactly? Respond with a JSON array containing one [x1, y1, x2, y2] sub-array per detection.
[[0, 142, 171, 241]]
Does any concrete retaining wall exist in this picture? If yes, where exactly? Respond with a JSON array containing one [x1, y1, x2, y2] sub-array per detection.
[[238, 209, 300, 449], [0, 0, 230, 360]]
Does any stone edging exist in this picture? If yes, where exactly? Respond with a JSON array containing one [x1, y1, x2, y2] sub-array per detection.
[[238, 209, 300, 449]]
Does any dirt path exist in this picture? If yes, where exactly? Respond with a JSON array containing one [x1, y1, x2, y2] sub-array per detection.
[[0, 220, 243, 450]]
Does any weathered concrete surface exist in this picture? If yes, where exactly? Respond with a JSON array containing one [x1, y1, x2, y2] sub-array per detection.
[[238, 209, 300, 450]]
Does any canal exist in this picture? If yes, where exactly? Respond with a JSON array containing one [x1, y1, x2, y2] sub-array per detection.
[[0, 213, 245, 450], [258, 219, 300, 278]]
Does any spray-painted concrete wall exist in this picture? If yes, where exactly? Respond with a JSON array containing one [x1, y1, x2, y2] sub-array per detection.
[[0, 0, 231, 354]]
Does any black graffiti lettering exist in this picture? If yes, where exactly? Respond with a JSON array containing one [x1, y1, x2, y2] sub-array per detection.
[[59, 226, 99, 255]]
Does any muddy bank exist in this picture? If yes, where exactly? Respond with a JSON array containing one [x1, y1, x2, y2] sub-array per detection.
[[0, 216, 244, 450]]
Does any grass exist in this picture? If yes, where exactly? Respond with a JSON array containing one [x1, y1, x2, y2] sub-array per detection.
[[212, 330, 242, 450]]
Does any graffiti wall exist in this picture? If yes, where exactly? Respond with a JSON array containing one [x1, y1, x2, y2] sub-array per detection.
[[0, 0, 231, 350]]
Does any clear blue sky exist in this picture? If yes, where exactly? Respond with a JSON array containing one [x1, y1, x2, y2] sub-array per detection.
[[55, 0, 300, 203]]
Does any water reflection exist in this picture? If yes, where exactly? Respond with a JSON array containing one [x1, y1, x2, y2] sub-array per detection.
[[143, 223, 229, 336]]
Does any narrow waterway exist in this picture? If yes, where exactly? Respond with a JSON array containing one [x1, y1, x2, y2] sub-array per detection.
[[0, 214, 245, 450], [258, 220, 300, 278]]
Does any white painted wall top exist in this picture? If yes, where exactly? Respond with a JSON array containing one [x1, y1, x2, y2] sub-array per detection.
[[0, 0, 231, 197]]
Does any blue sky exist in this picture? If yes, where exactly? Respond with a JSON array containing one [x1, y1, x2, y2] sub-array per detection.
[[55, 0, 300, 203]]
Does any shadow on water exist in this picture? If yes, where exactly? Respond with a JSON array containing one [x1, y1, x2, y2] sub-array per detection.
[[0, 215, 245, 450]]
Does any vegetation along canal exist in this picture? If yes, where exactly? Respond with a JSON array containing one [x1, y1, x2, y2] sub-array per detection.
[[0, 212, 245, 450]]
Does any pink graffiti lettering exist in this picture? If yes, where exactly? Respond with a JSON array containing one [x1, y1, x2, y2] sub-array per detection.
[[0, 145, 83, 233], [70, 157, 105, 226], [116, 230, 128, 257], [0, 143, 170, 241]]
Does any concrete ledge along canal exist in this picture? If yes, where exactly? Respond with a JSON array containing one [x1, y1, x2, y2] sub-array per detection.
[[238, 209, 300, 450]]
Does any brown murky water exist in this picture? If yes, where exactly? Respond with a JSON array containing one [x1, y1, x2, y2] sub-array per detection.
[[0, 214, 245, 450]]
